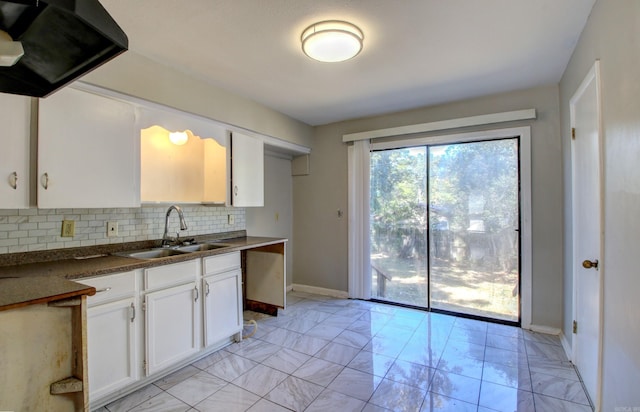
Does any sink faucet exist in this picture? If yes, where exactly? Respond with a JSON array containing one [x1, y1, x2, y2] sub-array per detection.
[[161, 205, 188, 247]]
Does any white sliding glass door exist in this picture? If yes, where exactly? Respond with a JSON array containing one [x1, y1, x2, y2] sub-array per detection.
[[370, 147, 428, 305], [369, 137, 520, 323]]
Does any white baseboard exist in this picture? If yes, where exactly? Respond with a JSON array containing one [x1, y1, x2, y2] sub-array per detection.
[[560, 331, 573, 361], [291, 283, 349, 299], [286, 284, 293, 292], [526, 324, 562, 335]]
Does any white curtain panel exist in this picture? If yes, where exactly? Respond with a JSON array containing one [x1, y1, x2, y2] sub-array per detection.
[[347, 140, 371, 299]]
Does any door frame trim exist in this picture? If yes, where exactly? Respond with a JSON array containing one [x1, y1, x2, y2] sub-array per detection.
[[371, 125, 532, 327], [569, 59, 604, 410]]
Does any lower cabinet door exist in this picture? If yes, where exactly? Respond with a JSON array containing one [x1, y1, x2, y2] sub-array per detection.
[[87, 297, 137, 402], [145, 282, 200, 375], [203, 269, 242, 347]]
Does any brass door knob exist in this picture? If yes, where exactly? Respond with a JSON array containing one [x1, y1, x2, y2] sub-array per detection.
[[582, 259, 599, 269]]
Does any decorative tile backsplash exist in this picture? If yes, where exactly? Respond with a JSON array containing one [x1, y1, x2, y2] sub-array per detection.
[[0, 206, 245, 254]]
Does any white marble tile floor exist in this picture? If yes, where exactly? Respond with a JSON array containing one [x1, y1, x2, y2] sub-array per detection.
[[96, 291, 592, 412]]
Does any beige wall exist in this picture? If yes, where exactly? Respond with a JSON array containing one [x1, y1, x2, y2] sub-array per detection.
[[559, 0, 640, 408], [82, 51, 313, 148], [294, 85, 564, 328]]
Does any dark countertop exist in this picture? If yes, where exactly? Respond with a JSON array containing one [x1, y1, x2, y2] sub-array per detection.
[[0, 234, 287, 311], [0, 277, 96, 312]]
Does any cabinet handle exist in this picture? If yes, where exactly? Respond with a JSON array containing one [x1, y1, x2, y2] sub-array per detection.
[[234, 185, 238, 196], [95, 287, 112, 294], [205, 280, 210, 297], [194, 286, 199, 302], [10, 172, 17, 190], [130, 302, 135, 322], [42, 172, 49, 190]]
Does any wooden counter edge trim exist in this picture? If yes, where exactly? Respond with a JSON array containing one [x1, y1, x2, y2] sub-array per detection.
[[247, 242, 285, 255], [0, 278, 96, 312]]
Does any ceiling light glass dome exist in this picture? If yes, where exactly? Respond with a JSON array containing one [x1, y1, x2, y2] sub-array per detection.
[[301, 20, 364, 63]]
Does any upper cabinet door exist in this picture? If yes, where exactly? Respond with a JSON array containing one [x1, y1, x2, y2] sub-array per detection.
[[231, 131, 264, 207], [0, 93, 31, 208], [38, 87, 140, 208]]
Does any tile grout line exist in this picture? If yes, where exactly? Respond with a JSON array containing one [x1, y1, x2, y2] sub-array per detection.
[[524, 325, 537, 412]]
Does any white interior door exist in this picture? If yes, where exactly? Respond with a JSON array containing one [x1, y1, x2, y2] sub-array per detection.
[[570, 61, 603, 408]]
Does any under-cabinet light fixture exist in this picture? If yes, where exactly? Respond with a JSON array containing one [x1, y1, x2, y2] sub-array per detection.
[[169, 131, 188, 146], [301, 20, 364, 63]]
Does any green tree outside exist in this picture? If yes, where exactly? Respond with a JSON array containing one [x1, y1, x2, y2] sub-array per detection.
[[369, 138, 519, 319]]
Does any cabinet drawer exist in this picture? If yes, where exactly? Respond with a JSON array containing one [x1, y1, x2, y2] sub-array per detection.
[[203, 252, 240, 276], [145, 259, 198, 291], [80, 270, 137, 306]]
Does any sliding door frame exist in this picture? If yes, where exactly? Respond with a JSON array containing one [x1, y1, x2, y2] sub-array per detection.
[[371, 126, 532, 328]]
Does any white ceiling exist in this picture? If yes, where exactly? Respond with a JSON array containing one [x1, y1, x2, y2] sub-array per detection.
[[100, 0, 595, 126]]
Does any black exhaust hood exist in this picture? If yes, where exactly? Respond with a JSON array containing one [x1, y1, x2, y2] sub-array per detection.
[[0, 0, 127, 97]]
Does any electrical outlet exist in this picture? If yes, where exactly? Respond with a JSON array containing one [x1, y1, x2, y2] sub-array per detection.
[[107, 221, 118, 237], [61, 220, 75, 237], [228, 214, 235, 225]]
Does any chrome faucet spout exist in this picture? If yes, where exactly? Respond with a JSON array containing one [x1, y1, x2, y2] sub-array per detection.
[[162, 205, 188, 247]]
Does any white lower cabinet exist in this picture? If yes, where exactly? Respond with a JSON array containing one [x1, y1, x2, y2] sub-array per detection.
[[202, 252, 242, 347], [143, 259, 201, 376], [84, 252, 246, 407], [87, 298, 138, 400], [81, 270, 139, 404], [203, 269, 242, 347], [145, 282, 200, 375]]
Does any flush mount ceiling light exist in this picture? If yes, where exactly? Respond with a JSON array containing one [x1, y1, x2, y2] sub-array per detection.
[[301, 20, 364, 63], [169, 131, 189, 146]]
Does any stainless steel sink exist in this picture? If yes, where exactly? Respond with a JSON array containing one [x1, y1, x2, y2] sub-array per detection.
[[115, 248, 190, 259], [176, 243, 230, 252]]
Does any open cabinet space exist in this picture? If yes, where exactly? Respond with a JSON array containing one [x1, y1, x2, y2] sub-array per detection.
[[141, 125, 228, 205]]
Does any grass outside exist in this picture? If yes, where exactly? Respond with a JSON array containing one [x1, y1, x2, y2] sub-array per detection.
[[371, 254, 519, 322]]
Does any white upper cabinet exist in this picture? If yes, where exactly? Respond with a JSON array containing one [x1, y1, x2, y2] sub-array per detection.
[[37, 86, 140, 208], [0, 93, 31, 208], [231, 131, 264, 207]]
